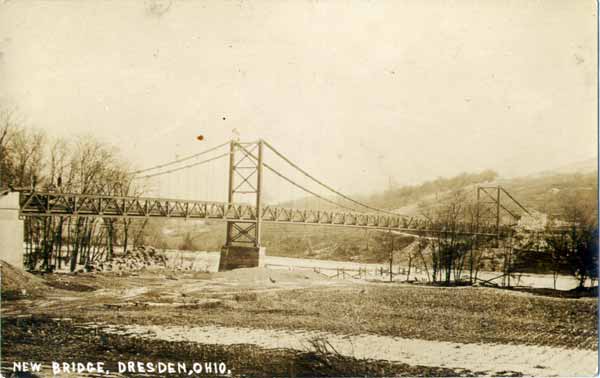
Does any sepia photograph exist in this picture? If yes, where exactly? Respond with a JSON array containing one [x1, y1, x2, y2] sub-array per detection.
[[0, 0, 598, 377]]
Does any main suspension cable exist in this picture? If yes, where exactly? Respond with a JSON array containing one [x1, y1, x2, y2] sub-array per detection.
[[263, 162, 360, 213], [234, 143, 365, 213], [130, 141, 229, 175], [263, 140, 405, 217], [133, 152, 230, 179]]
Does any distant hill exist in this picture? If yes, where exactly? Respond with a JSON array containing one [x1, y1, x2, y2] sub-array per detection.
[[141, 218, 414, 264], [276, 170, 499, 214], [531, 157, 597, 177], [497, 171, 597, 218], [270, 159, 597, 220], [364, 170, 499, 211], [391, 162, 598, 219], [362, 159, 597, 219]]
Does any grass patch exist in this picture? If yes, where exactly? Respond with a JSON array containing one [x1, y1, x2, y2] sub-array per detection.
[[74, 285, 597, 350]]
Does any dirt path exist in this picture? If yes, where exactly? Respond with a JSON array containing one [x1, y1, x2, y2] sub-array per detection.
[[103, 324, 597, 377]]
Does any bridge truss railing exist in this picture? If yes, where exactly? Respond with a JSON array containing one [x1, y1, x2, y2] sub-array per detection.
[[18, 190, 505, 236]]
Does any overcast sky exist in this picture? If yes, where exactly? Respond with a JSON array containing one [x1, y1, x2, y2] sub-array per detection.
[[0, 0, 597, 202]]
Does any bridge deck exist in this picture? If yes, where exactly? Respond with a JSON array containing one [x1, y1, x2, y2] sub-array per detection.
[[18, 191, 504, 236]]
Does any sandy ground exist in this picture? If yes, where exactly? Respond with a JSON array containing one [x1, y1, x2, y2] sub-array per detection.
[[0, 267, 348, 317], [104, 323, 598, 377]]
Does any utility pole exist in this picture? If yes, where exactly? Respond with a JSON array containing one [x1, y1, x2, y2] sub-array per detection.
[[389, 230, 394, 283], [473, 186, 481, 284], [255, 139, 264, 247], [496, 186, 501, 240]]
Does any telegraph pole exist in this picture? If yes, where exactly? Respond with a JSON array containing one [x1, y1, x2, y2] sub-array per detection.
[[389, 230, 394, 282], [255, 139, 264, 247]]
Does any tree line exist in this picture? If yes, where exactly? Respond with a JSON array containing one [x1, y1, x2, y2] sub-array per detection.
[[406, 186, 598, 289], [0, 108, 147, 271]]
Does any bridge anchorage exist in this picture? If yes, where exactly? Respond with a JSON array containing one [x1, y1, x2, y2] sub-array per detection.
[[4, 138, 528, 272]]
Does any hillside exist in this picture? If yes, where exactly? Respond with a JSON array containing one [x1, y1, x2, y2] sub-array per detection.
[[365, 170, 499, 211], [275, 170, 499, 213], [363, 163, 597, 218], [142, 218, 414, 264], [498, 171, 598, 218]]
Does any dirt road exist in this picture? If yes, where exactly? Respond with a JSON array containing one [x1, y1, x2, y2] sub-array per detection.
[[103, 323, 597, 376]]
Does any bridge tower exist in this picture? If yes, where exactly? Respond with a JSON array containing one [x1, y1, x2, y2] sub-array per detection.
[[218, 139, 266, 271], [476, 186, 501, 238]]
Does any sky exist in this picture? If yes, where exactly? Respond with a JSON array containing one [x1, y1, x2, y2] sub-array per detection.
[[0, 0, 597, 203]]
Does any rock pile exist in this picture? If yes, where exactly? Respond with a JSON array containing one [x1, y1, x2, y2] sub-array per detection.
[[91, 246, 168, 272]]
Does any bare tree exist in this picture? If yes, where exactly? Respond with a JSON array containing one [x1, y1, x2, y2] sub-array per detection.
[[420, 190, 476, 285], [545, 185, 599, 289], [11, 133, 145, 272], [0, 107, 21, 188]]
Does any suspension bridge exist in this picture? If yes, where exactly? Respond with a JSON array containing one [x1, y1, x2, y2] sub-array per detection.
[[3, 139, 530, 270]]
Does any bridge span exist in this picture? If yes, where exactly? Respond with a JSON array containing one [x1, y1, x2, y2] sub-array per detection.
[[17, 190, 503, 237]]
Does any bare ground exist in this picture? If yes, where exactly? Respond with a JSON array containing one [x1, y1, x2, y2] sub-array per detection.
[[1, 266, 597, 377]]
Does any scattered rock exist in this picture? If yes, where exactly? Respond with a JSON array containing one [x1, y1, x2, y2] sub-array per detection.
[[88, 246, 167, 273]]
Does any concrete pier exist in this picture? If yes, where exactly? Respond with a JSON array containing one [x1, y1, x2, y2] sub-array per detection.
[[218, 245, 266, 271], [0, 192, 24, 268]]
